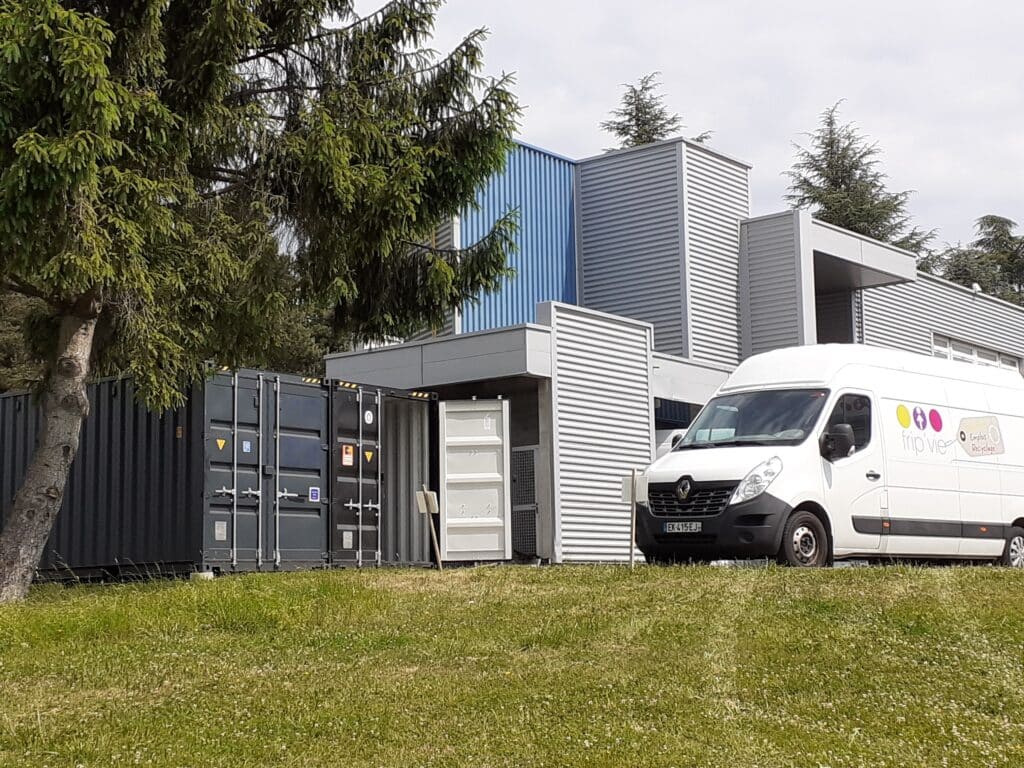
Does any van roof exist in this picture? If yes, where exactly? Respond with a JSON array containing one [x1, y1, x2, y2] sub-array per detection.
[[721, 344, 1024, 393]]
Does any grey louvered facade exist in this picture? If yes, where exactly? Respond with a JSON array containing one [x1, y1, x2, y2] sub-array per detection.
[[576, 141, 686, 354], [739, 212, 804, 357], [684, 143, 751, 365], [859, 273, 1024, 361]]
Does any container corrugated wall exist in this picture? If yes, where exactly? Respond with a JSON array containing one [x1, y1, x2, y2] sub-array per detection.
[[0, 379, 205, 576], [2, 374, 434, 580], [860, 273, 1024, 360], [684, 142, 751, 366], [545, 303, 654, 563], [459, 142, 577, 332], [381, 396, 432, 565], [577, 141, 686, 355]]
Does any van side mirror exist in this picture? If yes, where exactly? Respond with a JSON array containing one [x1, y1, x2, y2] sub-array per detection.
[[821, 423, 855, 461]]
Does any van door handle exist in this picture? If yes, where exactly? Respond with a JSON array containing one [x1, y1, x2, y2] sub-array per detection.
[[865, 471, 881, 481]]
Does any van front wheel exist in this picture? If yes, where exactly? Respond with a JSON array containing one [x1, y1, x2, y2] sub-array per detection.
[[1000, 527, 1024, 568], [778, 511, 830, 567]]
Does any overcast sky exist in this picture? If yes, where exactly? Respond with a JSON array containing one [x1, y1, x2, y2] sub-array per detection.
[[376, 1, 1024, 247]]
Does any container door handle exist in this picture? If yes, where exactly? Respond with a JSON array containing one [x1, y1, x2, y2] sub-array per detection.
[[215, 486, 236, 497], [865, 471, 881, 481]]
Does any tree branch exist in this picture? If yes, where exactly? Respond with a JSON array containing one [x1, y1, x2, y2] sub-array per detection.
[[2, 278, 60, 307]]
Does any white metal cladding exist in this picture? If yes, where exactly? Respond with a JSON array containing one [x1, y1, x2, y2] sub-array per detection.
[[860, 272, 1024, 362], [739, 213, 802, 357], [685, 144, 751, 366], [577, 142, 687, 355], [544, 303, 654, 563]]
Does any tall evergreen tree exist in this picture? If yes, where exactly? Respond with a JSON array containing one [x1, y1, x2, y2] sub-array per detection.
[[786, 104, 932, 254], [0, 0, 519, 601], [600, 72, 709, 148], [919, 216, 1024, 304]]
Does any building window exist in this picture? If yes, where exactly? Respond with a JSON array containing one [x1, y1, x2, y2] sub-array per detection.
[[932, 334, 1020, 372]]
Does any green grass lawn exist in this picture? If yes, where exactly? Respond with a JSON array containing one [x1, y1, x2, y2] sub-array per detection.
[[1, 566, 1023, 767]]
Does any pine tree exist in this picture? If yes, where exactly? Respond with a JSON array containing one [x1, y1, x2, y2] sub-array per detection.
[[0, 0, 519, 601], [786, 104, 932, 254], [920, 216, 1024, 304], [600, 72, 708, 148]]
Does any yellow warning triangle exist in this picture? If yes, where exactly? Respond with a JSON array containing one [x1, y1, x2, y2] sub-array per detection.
[[216, 438, 227, 450], [364, 450, 374, 462]]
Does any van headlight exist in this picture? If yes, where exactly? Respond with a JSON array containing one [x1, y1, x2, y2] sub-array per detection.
[[730, 457, 783, 505]]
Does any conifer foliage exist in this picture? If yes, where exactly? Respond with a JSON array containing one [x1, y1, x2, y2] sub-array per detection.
[[0, 0, 519, 600]]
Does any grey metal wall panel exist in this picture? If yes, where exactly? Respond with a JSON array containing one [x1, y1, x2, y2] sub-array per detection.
[[739, 213, 801, 357], [577, 142, 686, 355], [546, 304, 653, 563], [685, 145, 751, 365], [861, 273, 1024, 360]]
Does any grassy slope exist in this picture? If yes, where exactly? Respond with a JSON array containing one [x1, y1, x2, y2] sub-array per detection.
[[1, 566, 1023, 767]]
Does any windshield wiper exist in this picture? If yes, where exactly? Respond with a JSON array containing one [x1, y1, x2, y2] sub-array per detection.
[[678, 438, 777, 450]]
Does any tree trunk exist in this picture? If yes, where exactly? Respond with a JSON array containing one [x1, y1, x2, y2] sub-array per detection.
[[0, 305, 98, 602]]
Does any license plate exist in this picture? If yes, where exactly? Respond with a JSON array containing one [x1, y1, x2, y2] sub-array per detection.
[[664, 521, 702, 534]]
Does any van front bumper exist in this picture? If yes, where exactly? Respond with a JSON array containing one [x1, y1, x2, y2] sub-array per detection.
[[636, 493, 792, 561]]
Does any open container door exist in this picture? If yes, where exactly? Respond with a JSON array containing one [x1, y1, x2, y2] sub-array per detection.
[[438, 399, 512, 561]]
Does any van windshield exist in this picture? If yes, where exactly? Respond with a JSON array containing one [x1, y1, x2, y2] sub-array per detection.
[[676, 389, 830, 449]]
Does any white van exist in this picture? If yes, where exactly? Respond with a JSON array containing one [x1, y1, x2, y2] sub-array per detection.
[[637, 344, 1024, 567]]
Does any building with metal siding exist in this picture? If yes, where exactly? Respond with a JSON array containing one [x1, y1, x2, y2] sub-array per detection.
[[575, 138, 752, 360], [458, 141, 577, 333], [859, 272, 1024, 362], [576, 141, 687, 354], [328, 132, 1024, 565]]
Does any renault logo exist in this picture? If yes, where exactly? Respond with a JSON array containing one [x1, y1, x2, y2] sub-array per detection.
[[675, 479, 692, 501]]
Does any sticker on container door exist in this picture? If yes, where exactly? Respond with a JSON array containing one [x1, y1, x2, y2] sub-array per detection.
[[216, 438, 227, 451], [957, 416, 1004, 457], [308, 486, 320, 503], [242, 440, 252, 454], [364, 409, 374, 425], [342, 444, 355, 467], [343, 531, 353, 549], [364, 450, 374, 463], [214, 521, 227, 541]]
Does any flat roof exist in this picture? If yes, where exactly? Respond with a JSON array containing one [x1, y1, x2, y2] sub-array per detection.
[[576, 135, 753, 170], [325, 324, 553, 390]]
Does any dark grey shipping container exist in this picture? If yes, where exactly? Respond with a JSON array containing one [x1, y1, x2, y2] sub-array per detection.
[[0, 370, 434, 579]]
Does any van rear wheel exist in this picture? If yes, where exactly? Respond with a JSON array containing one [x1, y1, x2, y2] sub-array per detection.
[[778, 511, 829, 567], [1000, 527, 1024, 568]]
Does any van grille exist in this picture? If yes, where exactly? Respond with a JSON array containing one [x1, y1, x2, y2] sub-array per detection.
[[647, 482, 737, 517]]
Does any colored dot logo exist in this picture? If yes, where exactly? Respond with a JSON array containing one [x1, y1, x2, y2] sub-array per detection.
[[897, 403, 944, 432], [896, 404, 911, 429]]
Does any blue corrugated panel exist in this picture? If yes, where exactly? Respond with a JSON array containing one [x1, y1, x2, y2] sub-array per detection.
[[459, 142, 577, 332]]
